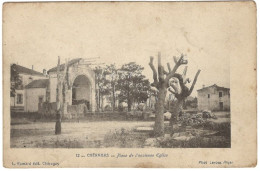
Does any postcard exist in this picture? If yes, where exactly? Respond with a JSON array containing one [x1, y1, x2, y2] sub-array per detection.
[[2, 1, 257, 168]]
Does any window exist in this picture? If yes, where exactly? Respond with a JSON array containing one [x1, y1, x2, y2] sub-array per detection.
[[208, 94, 210, 98], [219, 92, 223, 98], [17, 94, 23, 104]]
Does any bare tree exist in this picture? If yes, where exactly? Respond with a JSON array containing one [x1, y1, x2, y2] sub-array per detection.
[[168, 68, 201, 134], [149, 52, 200, 137], [55, 57, 68, 135]]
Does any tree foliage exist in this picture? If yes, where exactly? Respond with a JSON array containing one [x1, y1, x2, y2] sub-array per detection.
[[10, 64, 22, 97], [103, 64, 118, 111], [117, 62, 150, 111], [94, 66, 111, 111]]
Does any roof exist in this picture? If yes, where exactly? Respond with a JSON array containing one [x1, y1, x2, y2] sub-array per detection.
[[197, 84, 230, 92], [25, 79, 49, 89], [11, 64, 45, 76], [47, 58, 82, 73]]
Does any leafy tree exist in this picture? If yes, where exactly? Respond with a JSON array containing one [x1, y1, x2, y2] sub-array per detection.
[[103, 64, 118, 111], [10, 64, 22, 97], [117, 62, 150, 111], [94, 66, 110, 111]]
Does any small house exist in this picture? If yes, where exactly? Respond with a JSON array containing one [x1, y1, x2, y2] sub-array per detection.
[[197, 84, 230, 111], [24, 79, 49, 112], [10, 64, 47, 112]]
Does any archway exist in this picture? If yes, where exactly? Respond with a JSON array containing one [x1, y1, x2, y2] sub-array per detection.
[[72, 75, 91, 110]]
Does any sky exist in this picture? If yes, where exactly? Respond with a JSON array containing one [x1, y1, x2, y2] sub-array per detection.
[[3, 2, 231, 97]]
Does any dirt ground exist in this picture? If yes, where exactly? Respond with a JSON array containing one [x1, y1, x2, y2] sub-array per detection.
[[11, 120, 154, 148], [10, 111, 230, 148]]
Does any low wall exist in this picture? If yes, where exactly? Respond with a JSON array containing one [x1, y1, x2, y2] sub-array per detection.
[[38, 102, 57, 118], [67, 104, 87, 118], [38, 102, 88, 119]]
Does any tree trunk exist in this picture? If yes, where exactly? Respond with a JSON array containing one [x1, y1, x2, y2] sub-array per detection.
[[149, 53, 198, 137], [55, 111, 61, 134], [101, 94, 104, 111], [154, 86, 167, 137], [98, 89, 101, 111], [112, 84, 115, 111], [169, 99, 183, 127], [55, 57, 61, 135], [127, 82, 131, 111], [127, 100, 131, 112]]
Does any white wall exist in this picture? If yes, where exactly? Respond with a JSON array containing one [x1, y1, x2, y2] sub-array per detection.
[[10, 73, 46, 110], [25, 88, 46, 112], [198, 87, 230, 111], [10, 89, 25, 107], [49, 73, 57, 103], [20, 73, 46, 87]]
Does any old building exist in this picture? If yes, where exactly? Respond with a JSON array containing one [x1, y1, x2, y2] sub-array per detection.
[[11, 58, 96, 118], [24, 79, 49, 112], [47, 58, 96, 118], [10, 64, 47, 112], [197, 84, 230, 111]]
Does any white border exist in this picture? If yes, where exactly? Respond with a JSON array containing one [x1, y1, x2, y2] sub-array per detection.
[[0, 0, 258, 170]]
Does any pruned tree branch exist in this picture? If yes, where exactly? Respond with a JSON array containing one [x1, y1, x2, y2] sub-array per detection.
[[168, 87, 176, 95], [167, 63, 171, 73], [184, 78, 191, 84], [188, 69, 201, 96], [163, 69, 169, 75], [173, 56, 178, 64], [165, 54, 187, 82], [182, 66, 188, 79], [182, 66, 190, 84], [149, 56, 159, 88], [157, 52, 165, 82]]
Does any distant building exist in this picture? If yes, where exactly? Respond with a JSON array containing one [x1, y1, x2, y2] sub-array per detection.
[[197, 84, 230, 111], [10, 64, 47, 112], [25, 79, 49, 112]]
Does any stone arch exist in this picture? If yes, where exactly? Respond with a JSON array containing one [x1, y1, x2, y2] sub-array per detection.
[[72, 75, 91, 108], [68, 68, 95, 112]]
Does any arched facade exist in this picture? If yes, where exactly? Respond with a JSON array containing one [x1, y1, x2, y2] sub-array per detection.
[[72, 75, 91, 107], [48, 59, 96, 117]]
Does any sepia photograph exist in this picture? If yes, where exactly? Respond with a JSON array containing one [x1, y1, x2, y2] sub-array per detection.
[[3, 1, 256, 168]]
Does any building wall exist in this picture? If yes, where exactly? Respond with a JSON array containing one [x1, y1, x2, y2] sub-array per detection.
[[10, 97, 15, 106], [20, 73, 46, 87], [198, 87, 230, 111], [220, 90, 230, 110], [75, 87, 91, 101], [10, 89, 25, 107], [11, 74, 46, 109], [69, 63, 95, 112], [25, 88, 46, 112], [49, 74, 57, 103], [48, 60, 96, 112]]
